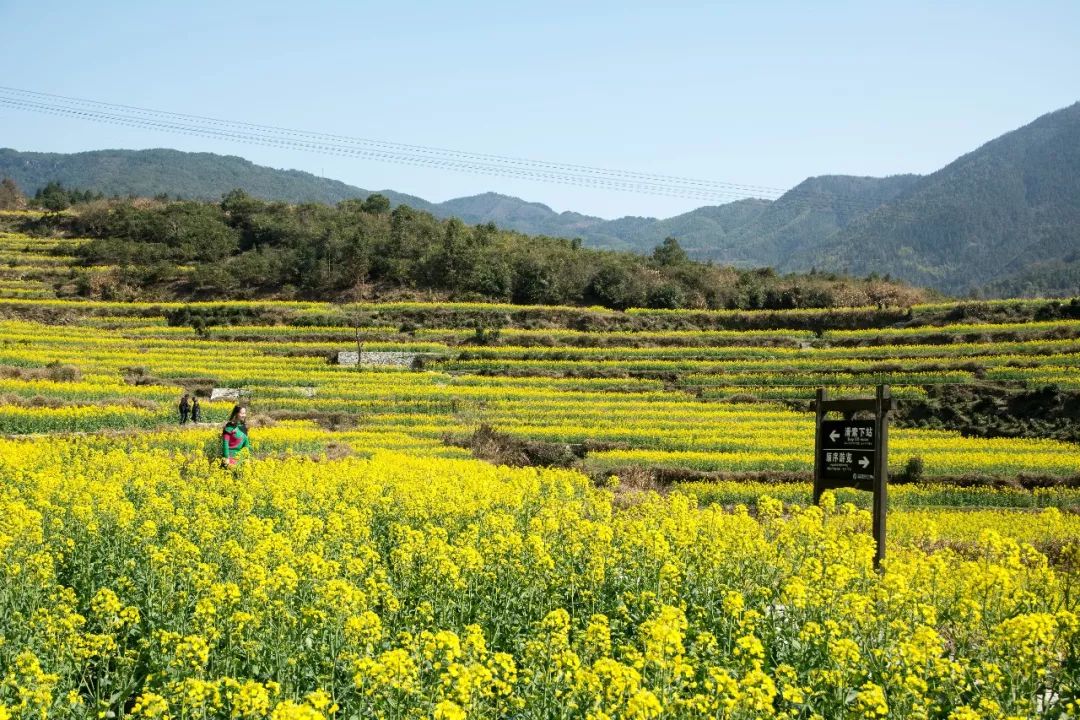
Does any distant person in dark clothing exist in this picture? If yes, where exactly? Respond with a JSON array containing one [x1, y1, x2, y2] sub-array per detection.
[[191, 397, 202, 423], [179, 394, 190, 424]]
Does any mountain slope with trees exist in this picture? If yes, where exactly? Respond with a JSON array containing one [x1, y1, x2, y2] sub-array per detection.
[[3, 192, 925, 311], [783, 101, 1080, 295], [0, 148, 435, 209], [2, 100, 1079, 297]]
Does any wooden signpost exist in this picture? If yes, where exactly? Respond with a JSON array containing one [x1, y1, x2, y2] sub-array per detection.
[[813, 385, 893, 568]]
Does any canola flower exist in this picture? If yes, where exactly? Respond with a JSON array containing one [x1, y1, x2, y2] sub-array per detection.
[[0, 309, 1076, 479], [0, 441, 1077, 718], [0, 234, 1074, 717]]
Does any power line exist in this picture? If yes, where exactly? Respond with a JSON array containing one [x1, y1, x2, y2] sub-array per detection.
[[0, 98, 754, 202], [1, 86, 788, 194], [0, 95, 765, 203], [0, 86, 786, 200], [0, 86, 938, 219]]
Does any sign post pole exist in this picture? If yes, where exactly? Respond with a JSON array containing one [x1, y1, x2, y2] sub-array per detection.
[[872, 385, 891, 569], [813, 388, 826, 506]]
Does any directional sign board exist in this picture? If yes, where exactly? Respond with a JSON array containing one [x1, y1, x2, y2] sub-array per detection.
[[822, 420, 875, 449], [813, 387, 892, 568], [819, 420, 876, 488]]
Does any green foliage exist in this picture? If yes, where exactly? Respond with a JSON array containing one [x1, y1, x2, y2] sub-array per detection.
[[650, 237, 690, 267], [57, 192, 926, 311], [900, 456, 925, 483], [984, 259, 1080, 299], [0, 148, 414, 207], [4, 98, 1080, 301], [29, 181, 102, 211], [586, 258, 648, 310], [361, 192, 391, 214], [781, 103, 1080, 296], [163, 305, 283, 327]]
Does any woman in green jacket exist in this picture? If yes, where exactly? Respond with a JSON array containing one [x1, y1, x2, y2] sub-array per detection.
[[221, 405, 251, 467]]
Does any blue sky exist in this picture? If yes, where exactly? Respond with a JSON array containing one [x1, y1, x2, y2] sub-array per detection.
[[1, 1, 1077, 218]]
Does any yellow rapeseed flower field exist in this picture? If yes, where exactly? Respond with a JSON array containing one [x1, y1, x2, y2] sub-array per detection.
[[0, 230, 1076, 717], [0, 440, 1078, 719]]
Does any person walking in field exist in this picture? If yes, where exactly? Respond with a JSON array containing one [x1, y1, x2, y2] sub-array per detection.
[[191, 397, 202, 423], [179, 394, 190, 424], [221, 405, 251, 467]]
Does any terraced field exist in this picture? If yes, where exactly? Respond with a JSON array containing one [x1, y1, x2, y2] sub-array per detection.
[[0, 217, 1078, 718], [0, 295, 1076, 482]]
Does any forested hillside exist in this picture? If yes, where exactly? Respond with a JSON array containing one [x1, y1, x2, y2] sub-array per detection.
[[0, 148, 433, 209], [784, 101, 1080, 296], [4, 194, 925, 310], [3, 101, 1078, 297]]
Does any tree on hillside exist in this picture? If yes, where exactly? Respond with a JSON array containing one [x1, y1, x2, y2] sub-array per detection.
[[651, 236, 690, 266], [34, 182, 73, 212], [361, 193, 391, 215], [221, 189, 265, 219], [0, 178, 26, 210], [587, 258, 648, 309], [62, 194, 929, 308], [29, 182, 103, 212]]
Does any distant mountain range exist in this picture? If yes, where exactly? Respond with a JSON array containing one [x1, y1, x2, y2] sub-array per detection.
[[3, 100, 1079, 297]]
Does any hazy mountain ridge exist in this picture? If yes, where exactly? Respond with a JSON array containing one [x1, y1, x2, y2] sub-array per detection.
[[0, 148, 378, 205], [3, 101, 1079, 296], [783, 101, 1080, 294]]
